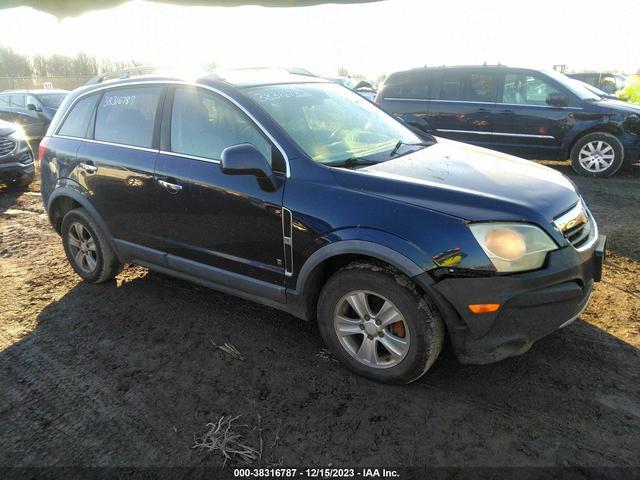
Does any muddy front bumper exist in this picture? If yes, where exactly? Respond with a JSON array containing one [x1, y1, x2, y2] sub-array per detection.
[[415, 235, 606, 364]]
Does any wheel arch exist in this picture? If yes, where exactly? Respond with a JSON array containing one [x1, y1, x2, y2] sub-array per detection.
[[47, 187, 119, 256], [292, 240, 427, 322], [562, 124, 624, 159]]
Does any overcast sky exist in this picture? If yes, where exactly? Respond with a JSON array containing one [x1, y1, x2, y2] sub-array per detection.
[[0, 0, 638, 79]]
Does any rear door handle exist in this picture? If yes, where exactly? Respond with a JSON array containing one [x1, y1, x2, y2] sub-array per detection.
[[499, 109, 514, 114], [477, 108, 491, 113], [158, 178, 183, 193], [79, 161, 97, 174]]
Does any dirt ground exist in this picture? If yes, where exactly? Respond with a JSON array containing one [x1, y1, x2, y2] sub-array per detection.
[[0, 160, 639, 471]]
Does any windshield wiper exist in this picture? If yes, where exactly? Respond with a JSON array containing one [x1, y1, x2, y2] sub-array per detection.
[[389, 140, 432, 158], [327, 157, 380, 169]]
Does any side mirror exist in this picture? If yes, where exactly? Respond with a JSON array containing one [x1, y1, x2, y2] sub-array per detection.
[[26, 103, 40, 112], [220, 143, 276, 191], [546, 93, 567, 107]]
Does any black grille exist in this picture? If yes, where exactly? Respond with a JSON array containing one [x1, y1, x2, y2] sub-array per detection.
[[18, 151, 33, 164], [0, 137, 16, 157]]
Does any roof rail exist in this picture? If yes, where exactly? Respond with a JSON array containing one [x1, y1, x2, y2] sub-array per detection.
[[85, 66, 162, 85]]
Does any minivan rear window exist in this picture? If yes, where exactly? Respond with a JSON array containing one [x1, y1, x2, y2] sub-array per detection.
[[58, 94, 99, 138], [94, 87, 161, 148]]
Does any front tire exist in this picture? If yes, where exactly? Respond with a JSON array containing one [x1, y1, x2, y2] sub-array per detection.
[[570, 132, 624, 177], [317, 262, 444, 384], [61, 208, 122, 283]]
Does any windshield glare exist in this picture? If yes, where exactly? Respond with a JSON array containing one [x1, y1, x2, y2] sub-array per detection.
[[245, 83, 421, 164], [541, 69, 601, 101], [39, 94, 66, 108]]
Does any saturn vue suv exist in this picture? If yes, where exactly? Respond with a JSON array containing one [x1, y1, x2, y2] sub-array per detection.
[[39, 69, 605, 384]]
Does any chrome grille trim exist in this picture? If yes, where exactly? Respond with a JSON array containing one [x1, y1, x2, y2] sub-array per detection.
[[553, 201, 598, 252], [0, 137, 16, 157]]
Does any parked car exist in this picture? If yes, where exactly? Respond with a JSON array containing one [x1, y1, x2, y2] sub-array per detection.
[[0, 89, 69, 143], [325, 76, 377, 101], [0, 119, 35, 187], [376, 65, 640, 177], [566, 72, 626, 95], [570, 79, 618, 101], [40, 70, 605, 384]]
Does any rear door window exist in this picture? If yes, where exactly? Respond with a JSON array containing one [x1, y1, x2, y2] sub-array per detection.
[[0, 95, 9, 107], [439, 70, 497, 102], [94, 87, 161, 148], [468, 72, 497, 102], [58, 94, 99, 138], [10, 94, 25, 108]]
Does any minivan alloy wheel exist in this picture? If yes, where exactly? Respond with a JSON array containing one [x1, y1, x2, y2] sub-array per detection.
[[334, 290, 410, 368], [578, 140, 615, 173], [67, 222, 98, 273]]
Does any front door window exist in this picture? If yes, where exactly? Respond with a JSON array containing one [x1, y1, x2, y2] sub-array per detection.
[[502, 73, 560, 106]]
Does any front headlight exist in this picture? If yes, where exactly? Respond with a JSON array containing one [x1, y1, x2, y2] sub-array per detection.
[[469, 223, 558, 272]]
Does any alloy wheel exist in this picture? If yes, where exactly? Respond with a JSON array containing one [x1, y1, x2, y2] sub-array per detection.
[[67, 222, 98, 273], [578, 140, 615, 173], [333, 290, 410, 369]]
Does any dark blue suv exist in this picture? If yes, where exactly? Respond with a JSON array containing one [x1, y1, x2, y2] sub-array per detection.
[[376, 66, 640, 177], [40, 70, 605, 384]]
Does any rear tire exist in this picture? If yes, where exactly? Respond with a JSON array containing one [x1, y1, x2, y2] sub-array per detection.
[[61, 208, 122, 283], [317, 262, 444, 384], [570, 132, 624, 177]]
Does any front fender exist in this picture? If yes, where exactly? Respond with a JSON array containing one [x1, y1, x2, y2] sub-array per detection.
[[294, 227, 434, 294]]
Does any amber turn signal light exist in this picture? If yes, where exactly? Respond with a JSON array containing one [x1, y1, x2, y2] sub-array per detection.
[[468, 303, 501, 314]]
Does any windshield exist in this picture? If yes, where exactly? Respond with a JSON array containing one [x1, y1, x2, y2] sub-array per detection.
[[245, 82, 422, 165], [541, 69, 601, 101], [571, 79, 607, 98], [38, 93, 67, 108]]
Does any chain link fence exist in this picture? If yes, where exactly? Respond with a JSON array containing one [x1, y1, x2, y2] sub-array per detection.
[[0, 75, 94, 91]]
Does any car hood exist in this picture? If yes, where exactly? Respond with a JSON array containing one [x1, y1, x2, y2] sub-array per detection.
[[0, 119, 16, 137], [594, 99, 640, 115], [337, 138, 579, 228]]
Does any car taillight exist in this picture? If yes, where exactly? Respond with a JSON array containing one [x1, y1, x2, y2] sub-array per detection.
[[38, 136, 49, 160]]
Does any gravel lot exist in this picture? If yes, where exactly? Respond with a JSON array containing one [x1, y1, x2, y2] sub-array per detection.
[[0, 161, 639, 471]]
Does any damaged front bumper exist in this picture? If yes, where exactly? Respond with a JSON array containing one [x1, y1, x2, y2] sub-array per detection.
[[415, 235, 606, 364]]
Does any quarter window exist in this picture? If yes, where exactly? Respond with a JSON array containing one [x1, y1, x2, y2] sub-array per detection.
[[58, 95, 99, 138], [94, 87, 161, 148], [170, 87, 272, 164], [502, 73, 560, 105], [0, 95, 9, 107]]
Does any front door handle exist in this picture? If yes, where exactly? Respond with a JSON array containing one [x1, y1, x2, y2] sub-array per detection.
[[158, 178, 183, 193], [79, 161, 97, 174], [499, 109, 514, 115], [477, 108, 491, 113]]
